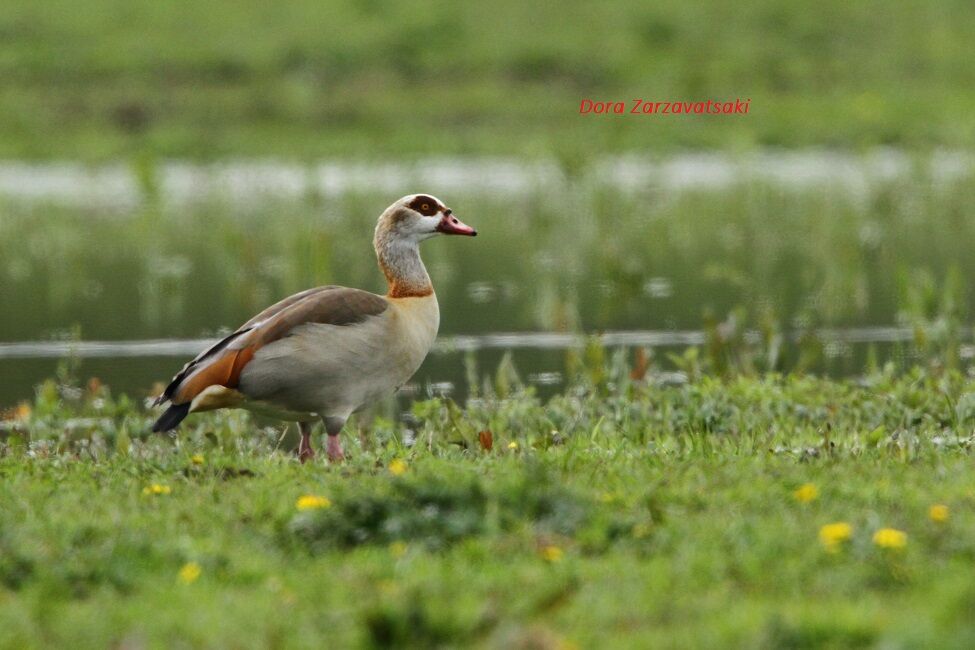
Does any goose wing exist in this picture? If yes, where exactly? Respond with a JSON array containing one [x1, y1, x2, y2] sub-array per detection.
[[153, 286, 388, 422]]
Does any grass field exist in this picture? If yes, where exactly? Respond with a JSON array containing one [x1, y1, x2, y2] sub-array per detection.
[[2, 0, 975, 159], [4, 1, 975, 646], [3, 356, 975, 647]]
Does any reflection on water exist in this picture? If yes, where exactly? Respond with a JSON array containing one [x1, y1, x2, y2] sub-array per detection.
[[0, 347, 577, 408], [0, 326, 928, 360], [0, 326, 952, 407], [528, 371, 563, 386], [0, 151, 972, 208]]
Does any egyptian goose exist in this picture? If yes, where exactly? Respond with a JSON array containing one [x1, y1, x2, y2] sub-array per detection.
[[151, 194, 476, 462]]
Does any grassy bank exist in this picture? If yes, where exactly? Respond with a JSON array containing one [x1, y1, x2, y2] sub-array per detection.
[[3, 359, 975, 647], [2, 0, 975, 159]]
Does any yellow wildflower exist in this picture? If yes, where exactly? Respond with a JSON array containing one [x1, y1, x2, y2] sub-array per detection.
[[873, 527, 907, 550], [190, 454, 205, 465], [389, 541, 408, 558], [177, 562, 201, 585], [142, 484, 172, 496], [793, 483, 818, 503], [507, 441, 519, 450], [295, 495, 331, 510], [929, 504, 949, 523], [541, 545, 564, 563], [818, 522, 853, 553], [14, 402, 31, 421], [388, 459, 408, 476]]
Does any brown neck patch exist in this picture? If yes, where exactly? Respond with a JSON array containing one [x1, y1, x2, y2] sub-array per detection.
[[386, 276, 434, 299], [375, 216, 434, 298]]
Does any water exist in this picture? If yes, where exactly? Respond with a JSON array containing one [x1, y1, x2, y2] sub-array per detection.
[[0, 326, 927, 359], [0, 150, 971, 209], [0, 327, 944, 407], [2, 150, 974, 406]]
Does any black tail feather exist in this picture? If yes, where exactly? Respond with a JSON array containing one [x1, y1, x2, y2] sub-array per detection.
[[152, 402, 191, 432]]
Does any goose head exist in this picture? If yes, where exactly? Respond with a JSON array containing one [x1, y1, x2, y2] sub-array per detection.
[[375, 194, 477, 246], [374, 194, 477, 298]]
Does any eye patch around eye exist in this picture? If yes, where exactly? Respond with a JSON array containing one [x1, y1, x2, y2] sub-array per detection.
[[408, 195, 440, 216]]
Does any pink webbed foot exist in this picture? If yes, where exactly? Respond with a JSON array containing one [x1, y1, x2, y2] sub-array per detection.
[[297, 422, 316, 464], [298, 435, 316, 464], [326, 434, 345, 462]]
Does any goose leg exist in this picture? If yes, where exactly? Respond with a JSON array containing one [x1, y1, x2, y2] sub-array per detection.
[[323, 416, 346, 462], [297, 421, 316, 464]]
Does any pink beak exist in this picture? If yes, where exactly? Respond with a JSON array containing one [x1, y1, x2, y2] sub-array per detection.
[[436, 212, 477, 236]]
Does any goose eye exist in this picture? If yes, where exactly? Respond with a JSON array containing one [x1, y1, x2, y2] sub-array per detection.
[[421, 203, 430, 212]]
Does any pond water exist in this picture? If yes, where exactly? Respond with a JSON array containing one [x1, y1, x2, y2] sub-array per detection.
[[1, 151, 973, 406], [0, 327, 949, 409]]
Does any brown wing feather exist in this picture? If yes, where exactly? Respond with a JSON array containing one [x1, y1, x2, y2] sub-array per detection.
[[153, 286, 338, 405], [247, 286, 389, 345], [240, 286, 340, 329], [160, 287, 387, 406], [170, 347, 253, 404]]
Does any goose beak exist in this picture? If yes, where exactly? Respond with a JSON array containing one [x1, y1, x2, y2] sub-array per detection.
[[436, 213, 477, 236]]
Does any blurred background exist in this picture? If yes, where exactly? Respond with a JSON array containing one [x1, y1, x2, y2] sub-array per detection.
[[2, 0, 975, 406]]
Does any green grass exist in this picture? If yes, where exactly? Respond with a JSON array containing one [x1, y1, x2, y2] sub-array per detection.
[[4, 4, 975, 643], [4, 358, 975, 647], [2, 0, 975, 159]]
